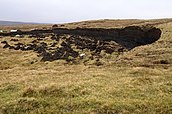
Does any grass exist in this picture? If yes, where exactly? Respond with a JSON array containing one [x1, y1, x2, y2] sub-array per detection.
[[0, 24, 52, 32], [0, 19, 172, 113]]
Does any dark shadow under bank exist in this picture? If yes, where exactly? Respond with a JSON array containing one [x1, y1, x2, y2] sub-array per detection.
[[0, 26, 161, 50]]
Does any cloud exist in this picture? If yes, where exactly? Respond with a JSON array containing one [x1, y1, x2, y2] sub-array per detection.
[[0, 0, 171, 23]]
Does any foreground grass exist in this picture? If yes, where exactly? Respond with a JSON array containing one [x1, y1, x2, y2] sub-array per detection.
[[0, 63, 171, 113], [0, 21, 172, 113]]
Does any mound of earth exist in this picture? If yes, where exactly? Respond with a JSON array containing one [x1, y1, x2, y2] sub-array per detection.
[[0, 25, 161, 63], [52, 26, 161, 49]]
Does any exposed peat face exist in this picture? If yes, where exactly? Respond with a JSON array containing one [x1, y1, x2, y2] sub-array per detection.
[[52, 26, 162, 49], [0, 26, 161, 62]]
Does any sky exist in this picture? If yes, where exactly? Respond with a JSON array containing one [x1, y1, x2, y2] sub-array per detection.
[[0, 0, 171, 24]]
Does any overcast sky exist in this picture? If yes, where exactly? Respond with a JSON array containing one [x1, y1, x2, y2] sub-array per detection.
[[0, 0, 171, 23]]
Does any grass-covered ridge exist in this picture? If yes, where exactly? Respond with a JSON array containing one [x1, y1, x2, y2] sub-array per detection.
[[0, 19, 172, 113]]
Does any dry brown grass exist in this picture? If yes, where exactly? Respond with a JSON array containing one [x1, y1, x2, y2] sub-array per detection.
[[57, 18, 172, 28], [0, 24, 52, 31], [0, 19, 172, 113]]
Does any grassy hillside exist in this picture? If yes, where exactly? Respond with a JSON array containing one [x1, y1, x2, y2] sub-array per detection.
[[0, 20, 45, 26], [0, 19, 172, 113], [58, 19, 172, 28], [0, 21, 29, 26], [0, 24, 52, 32]]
